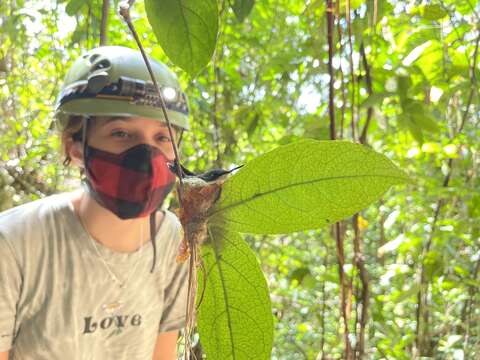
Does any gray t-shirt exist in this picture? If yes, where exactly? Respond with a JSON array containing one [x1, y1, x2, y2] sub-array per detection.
[[0, 193, 188, 359]]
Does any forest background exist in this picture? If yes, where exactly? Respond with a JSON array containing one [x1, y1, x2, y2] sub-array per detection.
[[0, 0, 479, 359]]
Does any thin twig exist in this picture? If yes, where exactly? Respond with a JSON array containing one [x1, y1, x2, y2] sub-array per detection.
[[326, 0, 336, 141], [118, 1, 185, 195], [327, 2, 352, 357], [352, 214, 369, 358], [335, 1, 346, 139], [346, 0, 356, 141]]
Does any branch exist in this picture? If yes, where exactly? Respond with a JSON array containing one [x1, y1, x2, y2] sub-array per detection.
[[99, 0, 110, 46], [335, 222, 352, 359], [326, 0, 336, 140], [327, 2, 352, 357], [346, 0, 356, 141], [335, 2, 346, 139], [319, 251, 329, 359], [352, 214, 369, 358]]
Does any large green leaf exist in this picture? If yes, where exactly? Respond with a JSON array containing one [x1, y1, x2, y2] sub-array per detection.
[[197, 228, 273, 360], [144, 0, 218, 77], [210, 139, 408, 234]]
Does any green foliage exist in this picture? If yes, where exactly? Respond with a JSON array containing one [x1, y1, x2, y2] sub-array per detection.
[[145, 0, 218, 77], [1, 0, 480, 358]]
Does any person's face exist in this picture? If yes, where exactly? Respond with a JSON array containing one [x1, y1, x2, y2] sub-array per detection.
[[66, 116, 177, 168], [89, 116, 176, 160]]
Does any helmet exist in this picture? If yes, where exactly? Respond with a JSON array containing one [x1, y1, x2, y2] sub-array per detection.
[[55, 46, 189, 130]]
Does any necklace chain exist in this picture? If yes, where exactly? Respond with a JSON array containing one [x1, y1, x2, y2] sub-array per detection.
[[80, 214, 146, 288]]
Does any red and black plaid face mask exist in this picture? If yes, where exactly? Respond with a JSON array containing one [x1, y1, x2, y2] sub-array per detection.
[[83, 143, 176, 219]]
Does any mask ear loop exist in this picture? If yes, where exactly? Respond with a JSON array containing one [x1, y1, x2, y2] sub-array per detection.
[[81, 116, 90, 168], [150, 210, 157, 273]]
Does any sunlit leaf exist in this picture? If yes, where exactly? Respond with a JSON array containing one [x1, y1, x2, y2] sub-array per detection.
[[145, 0, 218, 76], [211, 139, 408, 234], [198, 228, 273, 360]]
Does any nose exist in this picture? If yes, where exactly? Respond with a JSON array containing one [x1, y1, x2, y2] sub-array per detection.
[[135, 135, 175, 161]]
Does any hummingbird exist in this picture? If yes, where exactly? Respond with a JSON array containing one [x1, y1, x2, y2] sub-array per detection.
[[168, 163, 243, 182], [168, 162, 244, 264]]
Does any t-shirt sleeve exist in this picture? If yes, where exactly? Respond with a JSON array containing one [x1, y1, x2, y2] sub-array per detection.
[[158, 217, 189, 333], [0, 233, 22, 352]]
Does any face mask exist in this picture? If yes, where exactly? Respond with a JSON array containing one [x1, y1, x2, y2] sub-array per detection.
[[83, 143, 176, 219]]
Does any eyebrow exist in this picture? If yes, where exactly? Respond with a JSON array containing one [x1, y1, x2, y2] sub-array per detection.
[[100, 117, 168, 127]]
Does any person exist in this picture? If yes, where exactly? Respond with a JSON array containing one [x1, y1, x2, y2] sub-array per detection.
[[0, 45, 190, 359]]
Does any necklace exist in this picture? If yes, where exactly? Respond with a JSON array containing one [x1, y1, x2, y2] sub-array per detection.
[[78, 212, 146, 289], [81, 216, 148, 315], [87, 224, 144, 288]]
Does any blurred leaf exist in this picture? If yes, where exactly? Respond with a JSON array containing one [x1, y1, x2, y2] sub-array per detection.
[[391, 284, 421, 303], [360, 92, 393, 108], [0, 57, 6, 73], [397, 76, 411, 104], [246, 112, 260, 136], [231, 0, 255, 22], [468, 194, 480, 218], [403, 99, 440, 134], [421, 4, 447, 20], [289, 267, 311, 283], [65, 0, 86, 16], [303, 120, 330, 140]]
